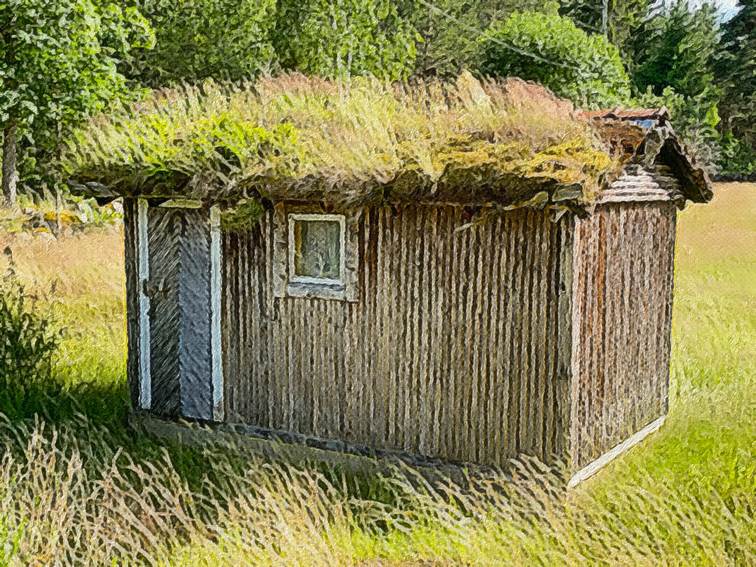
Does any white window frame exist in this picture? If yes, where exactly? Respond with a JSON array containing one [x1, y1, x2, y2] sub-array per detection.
[[287, 213, 346, 287]]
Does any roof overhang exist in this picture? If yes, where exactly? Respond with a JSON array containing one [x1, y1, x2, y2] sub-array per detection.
[[586, 108, 713, 204]]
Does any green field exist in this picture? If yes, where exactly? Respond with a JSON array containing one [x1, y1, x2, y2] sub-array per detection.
[[0, 184, 753, 565]]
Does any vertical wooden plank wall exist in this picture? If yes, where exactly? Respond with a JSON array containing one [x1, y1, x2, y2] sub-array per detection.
[[222, 205, 570, 467], [570, 202, 677, 468]]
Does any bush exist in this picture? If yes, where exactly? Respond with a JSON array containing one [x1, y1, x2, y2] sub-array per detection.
[[0, 264, 61, 390], [718, 134, 756, 179], [478, 2, 632, 108]]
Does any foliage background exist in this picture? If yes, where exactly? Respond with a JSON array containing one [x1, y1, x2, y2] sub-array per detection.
[[478, 2, 632, 108], [129, 0, 277, 85], [2, 0, 755, 199]]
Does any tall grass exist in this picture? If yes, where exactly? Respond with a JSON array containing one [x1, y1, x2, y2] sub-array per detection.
[[64, 73, 612, 207], [0, 184, 753, 565]]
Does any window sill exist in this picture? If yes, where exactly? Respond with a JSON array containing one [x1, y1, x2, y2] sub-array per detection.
[[286, 281, 347, 301]]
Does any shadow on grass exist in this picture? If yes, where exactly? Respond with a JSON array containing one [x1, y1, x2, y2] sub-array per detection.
[[0, 371, 205, 486], [0, 368, 402, 509], [0, 370, 127, 427]]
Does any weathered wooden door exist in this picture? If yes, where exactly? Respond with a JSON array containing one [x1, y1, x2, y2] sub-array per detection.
[[136, 200, 223, 421]]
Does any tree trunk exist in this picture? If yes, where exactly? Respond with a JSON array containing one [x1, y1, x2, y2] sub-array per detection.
[[2, 122, 19, 209]]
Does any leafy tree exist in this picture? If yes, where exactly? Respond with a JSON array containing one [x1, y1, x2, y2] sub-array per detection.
[[633, 1, 720, 100], [714, 0, 755, 174], [559, 0, 655, 67], [130, 0, 277, 85], [397, 0, 543, 78], [478, 3, 632, 108], [0, 0, 152, 207], [274, 0, 418, 80]]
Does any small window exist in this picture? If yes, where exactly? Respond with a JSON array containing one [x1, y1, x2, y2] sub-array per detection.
[[273, 207, 357, 302], [288, 214, 345, 287]]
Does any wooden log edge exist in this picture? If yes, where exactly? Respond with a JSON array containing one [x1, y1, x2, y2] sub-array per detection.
[[128, 412, 506, 485], [567, 414, 666, 488]]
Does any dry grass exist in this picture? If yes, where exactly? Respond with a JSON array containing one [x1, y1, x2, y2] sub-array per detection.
[[64, 73, 613, 207], [0, 184, 753, 565], [0, 229, 124, 301], [677, 182, 756, 261]]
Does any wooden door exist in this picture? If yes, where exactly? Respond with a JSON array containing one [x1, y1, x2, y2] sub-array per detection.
[[136, 200, 223, 421]]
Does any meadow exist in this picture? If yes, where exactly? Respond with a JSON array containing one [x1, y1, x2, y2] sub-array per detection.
[[0, 184, 753, 565]]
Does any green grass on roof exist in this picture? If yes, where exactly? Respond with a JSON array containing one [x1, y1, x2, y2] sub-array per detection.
[[64, 72, 616, 208]]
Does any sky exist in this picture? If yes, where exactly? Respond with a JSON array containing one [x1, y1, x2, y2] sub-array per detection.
[[687, 0, 741, 18]]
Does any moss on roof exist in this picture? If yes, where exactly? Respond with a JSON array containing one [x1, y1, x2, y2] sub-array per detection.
[[65, 73, 620, 209]]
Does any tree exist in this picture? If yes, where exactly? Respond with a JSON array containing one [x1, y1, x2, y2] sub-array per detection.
[[0, 1, 152, 207], [632, 1, 722, 168], [637, 85, 722, 168], [478, 3, 632, 108], [274, 0, 418, 80], [632, 1, 720, 100], [396, 0, 543, 78], [129, 0, 277, 86], [559, 0, 655, 67], [714, 0, 755, 174]]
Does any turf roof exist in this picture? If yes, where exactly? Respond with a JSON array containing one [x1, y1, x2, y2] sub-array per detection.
[[65, 73, 696, 210]]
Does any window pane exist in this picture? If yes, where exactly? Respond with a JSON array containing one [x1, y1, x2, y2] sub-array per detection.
[[293, 220, 341, 280]]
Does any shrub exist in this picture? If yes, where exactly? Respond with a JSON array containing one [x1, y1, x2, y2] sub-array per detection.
[[0, 263, 61, 390], [478, 2, 632, 108], [718, 134, 756, 178]]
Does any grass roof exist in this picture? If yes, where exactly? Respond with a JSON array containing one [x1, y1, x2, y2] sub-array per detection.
[[65, 73, 618, 209]]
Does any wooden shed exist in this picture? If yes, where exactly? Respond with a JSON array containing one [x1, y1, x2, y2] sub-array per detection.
[[70, 76, 713, 484]]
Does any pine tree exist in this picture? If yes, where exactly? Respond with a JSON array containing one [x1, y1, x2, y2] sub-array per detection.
[[715, 0, 755, 172], [632, 1, 719, 100], [633, 1, 722, 168]]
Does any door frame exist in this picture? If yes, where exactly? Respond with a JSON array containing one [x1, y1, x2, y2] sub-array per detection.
[[137, 198, 151, 410], [210, 205, 224, 421], [135, 199, 224, 420]]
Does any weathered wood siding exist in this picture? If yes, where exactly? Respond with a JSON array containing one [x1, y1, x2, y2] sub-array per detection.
[[598, 164, 683, 205], [570, 201, 677, 468], [177, 209, 214, 420], [222, 205, 572, 466]]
